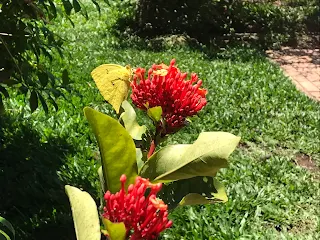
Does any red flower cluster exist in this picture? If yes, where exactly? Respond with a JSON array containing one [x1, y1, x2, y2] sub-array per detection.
[[131, 59, 207, 135], [102, 175, 172, 240]]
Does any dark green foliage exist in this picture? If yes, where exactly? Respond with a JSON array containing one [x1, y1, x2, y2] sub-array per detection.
[[0, 0, 103, 113], [114, 0, 319, 48]]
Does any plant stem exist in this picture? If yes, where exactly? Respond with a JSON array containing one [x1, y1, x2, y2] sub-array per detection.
[[147, 140, 156, 158]]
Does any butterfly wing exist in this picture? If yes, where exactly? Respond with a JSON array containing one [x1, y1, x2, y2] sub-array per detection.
[[91, 64, 131, 113]]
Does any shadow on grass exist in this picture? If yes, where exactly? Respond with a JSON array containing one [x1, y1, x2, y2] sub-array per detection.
[[0, 114, 76, 240], [109, 32, 267, 63]]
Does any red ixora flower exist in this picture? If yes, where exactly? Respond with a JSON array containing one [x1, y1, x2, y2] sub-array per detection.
[[131, 59, 207, 135], [102, 175, 172, 240]]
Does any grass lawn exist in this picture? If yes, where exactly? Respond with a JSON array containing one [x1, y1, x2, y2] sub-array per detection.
[[1, 1, 319, 239]]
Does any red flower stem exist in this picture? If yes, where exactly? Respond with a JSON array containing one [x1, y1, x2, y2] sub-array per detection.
[[147, 140, 156, 158]]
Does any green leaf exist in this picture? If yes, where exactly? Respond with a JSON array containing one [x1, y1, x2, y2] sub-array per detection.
[[62, 0, 73, 15], [0, 96, 5, 115], [179, 177, 228, 206], [102, 219, 126, 240], [98, 166, 106, 193], [72, 0, 81, 13], [91, 0, 101, 14], [140, 132, 240, 182], [119, 100, 146, 140], [84, 107, 138, 193], [0, 216, 14, 239], [65, 185, 100, 240], [136, 148, 144, 169], [62, 69, 70, 85], [38, 93, 48, 114], [0, 69, 12, 84], [37, 71, 48, 87], [0, 86, 9, 98], [49, 1, 57, 18], [159, 176, 227, 209], [29, 90, 38, 113], [0, 230, 11, 240], [48, 95, 59, 112], [147, 106, 162, 122]]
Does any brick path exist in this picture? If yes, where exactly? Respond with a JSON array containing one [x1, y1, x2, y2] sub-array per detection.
[[266, 47, 320, 101]]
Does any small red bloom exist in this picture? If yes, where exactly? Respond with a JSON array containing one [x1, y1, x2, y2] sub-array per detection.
[[131, 59, 207, 135], [102, 175, 172, 240]]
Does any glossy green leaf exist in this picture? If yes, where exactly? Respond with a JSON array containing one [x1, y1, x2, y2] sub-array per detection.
[[119, 100, 146, 140], [159, 176, 227, 209], [98, 166, 106, 193], [136, 148, 144, 169], [179, 177, 227, 206], [29, 90, 38, 113], [147, 106, 162, 122], [84, 107, 138, 193], [140, 132, 240, 182], [0, 216, 14, 239], [65, 185, 100, 240], [102, 219, 126, 240]]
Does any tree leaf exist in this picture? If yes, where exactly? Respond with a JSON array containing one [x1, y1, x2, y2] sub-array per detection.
[[0, 86, 9, 98], [37, 71, 48, 87], [147, 106, 162, 122], [91, 0, 101, 14], [29, 90, 38, 113], [62, 69, 70, 86], [48, 95, 59, 111], [91, 64, 131, 114], [0, 69, 12, 84], [49, 1, 57, 18], [38, 93, 48, 114], [140, 132, 240, 182], [0, 96, 5, 114], [0, 216, 14, 239], [102, 219, 126, 240], [65, 186, 100, 240], [72, 0, 81, 13], [62, 0, 73, 15], [119, 100, 146, 140], [84, 107, 138, 193]]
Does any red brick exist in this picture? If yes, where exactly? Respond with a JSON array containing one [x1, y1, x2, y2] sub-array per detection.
[[305, 73, 320, 82], [299, 81, 319, 92], [309, 91, 320, 100], [312, 81, 320, 88], [294, 75, 308, 83]]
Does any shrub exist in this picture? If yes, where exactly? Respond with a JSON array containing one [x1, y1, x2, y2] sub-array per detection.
[[112, 0, 319, 48], [0, 0, 103, 113]]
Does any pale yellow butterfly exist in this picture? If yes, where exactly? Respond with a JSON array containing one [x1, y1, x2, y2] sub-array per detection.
[[91, 64, 132, 114]]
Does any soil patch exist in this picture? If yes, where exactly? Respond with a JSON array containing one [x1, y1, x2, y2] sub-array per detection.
[[294, 153, 319, 172]]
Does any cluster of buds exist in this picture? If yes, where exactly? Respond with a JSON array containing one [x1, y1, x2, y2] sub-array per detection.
[[102, 175, 172, 240], [131, 59, 207, 135]]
